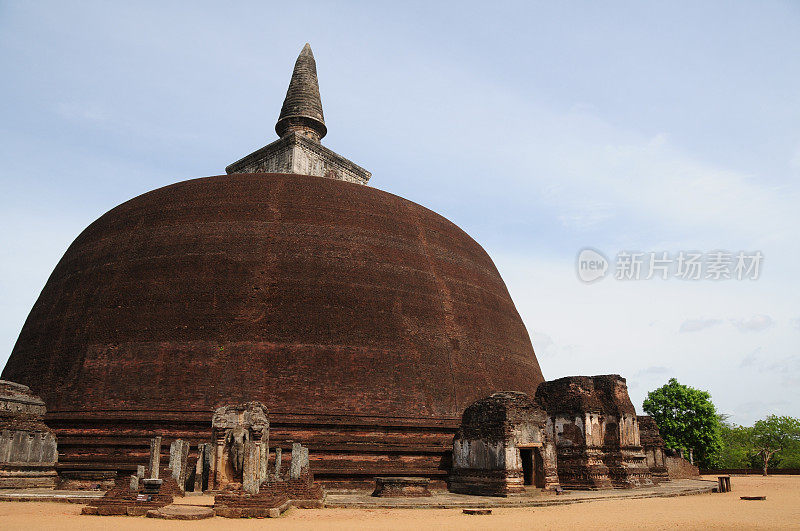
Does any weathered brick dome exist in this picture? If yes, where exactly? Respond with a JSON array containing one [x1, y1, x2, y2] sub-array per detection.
[[2, 172, 543, 482]]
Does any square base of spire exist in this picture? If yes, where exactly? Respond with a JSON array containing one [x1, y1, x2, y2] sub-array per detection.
[[225, 133, 370, 185]]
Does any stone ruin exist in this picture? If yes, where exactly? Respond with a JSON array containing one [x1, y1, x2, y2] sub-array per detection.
[[0, 380, 58, 489], [638, 415, 670, 482], [82, 435, 186, 516], [208, 402, 323, 517], [450, 375, 659, 495], [535, 375, 653, 489], [211, 401, 269, 494], [637, 415, 699, 480], [215, 442, 323, 517], [449, 391, 560, 496]]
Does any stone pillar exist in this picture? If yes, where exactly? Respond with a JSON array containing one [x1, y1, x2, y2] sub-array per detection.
[[137, 465, 145, 479], [129, 474, 139, 491], [259, 439, 269, 482], [194, 443, 210, 493], [148, 436, 162, 479], [242, 440, 260, 494], [274, 447, 282, 479], [213, 433, 225, 490], [289, 443, 309, 479], [169, 439, 190, 490], [203, 441, 213, 490]]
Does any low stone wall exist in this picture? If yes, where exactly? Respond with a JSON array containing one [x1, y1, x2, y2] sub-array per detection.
[[700, 468, 800, 475], [666, 455, 699, 479]]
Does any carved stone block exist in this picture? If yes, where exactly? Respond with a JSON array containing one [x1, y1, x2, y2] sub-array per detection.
[[149, 436, 162, 479], [289, 443, 309, 479]]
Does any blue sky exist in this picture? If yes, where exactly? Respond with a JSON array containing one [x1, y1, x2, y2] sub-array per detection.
[[1, 1, 798, 424]]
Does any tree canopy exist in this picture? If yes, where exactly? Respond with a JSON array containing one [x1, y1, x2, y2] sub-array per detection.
[[643, 378, 721, 468], [717, 417, 754, 468], [751, 415, 800, 474]]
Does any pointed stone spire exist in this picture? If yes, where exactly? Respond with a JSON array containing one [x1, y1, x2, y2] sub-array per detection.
[[275, 43, 327, 142], [227, 44, 370, 184]]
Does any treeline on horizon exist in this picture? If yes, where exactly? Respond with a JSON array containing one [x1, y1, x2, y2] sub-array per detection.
[[643, 378, 800, 471]]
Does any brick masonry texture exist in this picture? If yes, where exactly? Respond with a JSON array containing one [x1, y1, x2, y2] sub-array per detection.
[[1, 172, 543, 483]]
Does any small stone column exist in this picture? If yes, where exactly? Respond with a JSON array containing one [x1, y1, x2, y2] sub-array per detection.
[[259, 439, 269, 483], [242, 440, 260, 494], [289, 443, 309, 479], [194, 443, 209, 492], [213, 432, 226, 490], [169, 439, 190, 490], [148, 436, 162, 479], [274, 447, 282, 479]]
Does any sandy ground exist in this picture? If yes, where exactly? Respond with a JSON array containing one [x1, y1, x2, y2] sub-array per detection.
[[1, 475, 798, 530]]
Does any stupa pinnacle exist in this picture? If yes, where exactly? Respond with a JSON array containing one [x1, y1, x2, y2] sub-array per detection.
[[226, 44, 370, 185], [275, 43, 326, 142]]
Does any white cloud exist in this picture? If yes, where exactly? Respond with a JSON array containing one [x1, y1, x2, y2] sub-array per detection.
[[740, 348, 761, 368], [531, 331, 557, 358], [731, 314, 775, 333], [636, 366, 671, 376], [679, 318, 723, 333]]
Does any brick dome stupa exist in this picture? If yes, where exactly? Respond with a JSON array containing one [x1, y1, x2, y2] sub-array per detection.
[[1, 44, 544, 486]]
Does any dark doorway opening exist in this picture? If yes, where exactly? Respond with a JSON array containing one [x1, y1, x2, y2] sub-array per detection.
[[521, 449, 534, 485]]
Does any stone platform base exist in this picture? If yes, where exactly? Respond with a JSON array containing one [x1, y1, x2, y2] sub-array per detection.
[[80, 476, 179, 515], [448, 469, 529, 497], [146, 505, 215, 520], [0, 488, 104, 503], [291, 497, 326, 508], [372, 477, 431, 497], [326, 478, 715, 508], [214, 494, 292, 518], [0, 465, 58, 489], [57, 471, 117, 491]]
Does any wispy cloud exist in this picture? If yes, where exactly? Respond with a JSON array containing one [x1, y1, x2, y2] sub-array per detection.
[[731, 314, 775, 333], [740, 348, 761, 368], [531, 331, 557, 358], [634, 366, 671, 379], [679, 318, 722, 333]]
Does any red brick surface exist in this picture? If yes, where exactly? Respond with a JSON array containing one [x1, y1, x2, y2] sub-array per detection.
[[2, 172, 543, 480]]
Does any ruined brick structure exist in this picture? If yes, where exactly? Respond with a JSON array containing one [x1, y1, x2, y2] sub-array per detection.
[[0, 380, 58, 488], [449, 392, 559, 496], [664, 448, 700, 479], [637, 415, 670, 483], [535, 375, 653, 489]]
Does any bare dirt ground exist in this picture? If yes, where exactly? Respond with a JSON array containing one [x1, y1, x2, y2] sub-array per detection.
[[1, 475, 798, 530]]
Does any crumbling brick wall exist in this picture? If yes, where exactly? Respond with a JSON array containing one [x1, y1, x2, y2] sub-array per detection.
[[449, 391, 559, 496], [536, 375, 653, 489]]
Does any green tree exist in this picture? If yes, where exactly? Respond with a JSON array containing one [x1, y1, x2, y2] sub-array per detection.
[[751, 415, 800, 475], [643, 378, 721, 468], [716, 416, 753, 468]]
